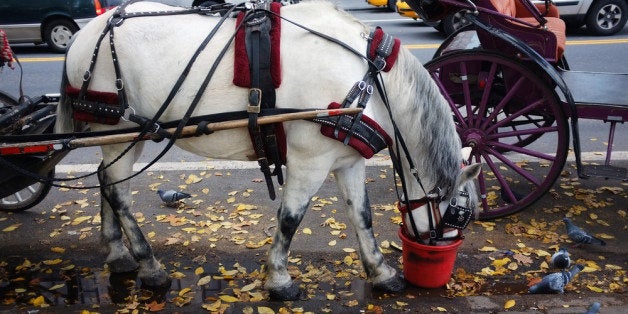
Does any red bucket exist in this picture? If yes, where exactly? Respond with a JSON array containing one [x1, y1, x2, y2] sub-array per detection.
[[398, 228, 462, 288]]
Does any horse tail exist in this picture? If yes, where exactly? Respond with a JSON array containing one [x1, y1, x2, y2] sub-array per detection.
[[55, 59, 85, 134]]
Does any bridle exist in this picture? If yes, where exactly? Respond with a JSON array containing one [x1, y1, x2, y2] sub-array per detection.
[[399, 185, 474, 245]]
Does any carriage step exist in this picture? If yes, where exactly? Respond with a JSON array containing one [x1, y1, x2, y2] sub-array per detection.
[[582, 164, 627, 180]]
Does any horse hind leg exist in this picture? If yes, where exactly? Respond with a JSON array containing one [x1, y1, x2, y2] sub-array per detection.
[[334, 162, 405, 293], [98, 143, 170, 287]]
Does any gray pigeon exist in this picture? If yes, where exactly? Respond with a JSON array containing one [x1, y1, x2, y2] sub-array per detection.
[[157, 189, 191, 207], [550, 248, 571, 269], [528, 264, 584, 294], [562, 217, 606, 247], [584, 302, 601, 314]]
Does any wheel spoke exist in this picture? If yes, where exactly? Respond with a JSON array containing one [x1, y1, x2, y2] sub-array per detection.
[[475, 61, 498, 128], [485, 146, 543, 186], [480, 76, 526, 130]]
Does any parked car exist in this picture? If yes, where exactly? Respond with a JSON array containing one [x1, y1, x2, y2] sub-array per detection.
[[396, 0, 420, 19], [416, 0, 627, 36], [367, 0, 398, 12], [0, 0, 122, 53]]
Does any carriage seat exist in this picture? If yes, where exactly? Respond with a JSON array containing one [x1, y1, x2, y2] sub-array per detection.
[[486, 0, 566, 61]]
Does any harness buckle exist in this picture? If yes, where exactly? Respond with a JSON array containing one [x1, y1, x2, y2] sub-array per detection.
[[247, 88, 262, 113], [429, 230, 437, 239]]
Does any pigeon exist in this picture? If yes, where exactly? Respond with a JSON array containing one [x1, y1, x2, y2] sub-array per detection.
[[550, 248, 571, 269], [584, 302, 601, 314], [562, 217, 606, 247], [157, 189, 191, 207], [528, 264, 584, 294]]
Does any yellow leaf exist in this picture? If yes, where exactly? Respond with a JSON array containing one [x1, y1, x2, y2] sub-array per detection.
[[197, 276, 211, 286], [30, 295, 45, 307], [170, 271, 186, 279], [326, 293, 336, 300], [257, 306, 275, 314], [2, 224, 21, 232], [343, 248, 356, 253], [604, 264, 623, 270], [435, 307, 447, 312], [43, 259, 62, 265], [194, 267, 204, 276], [328, 240, 337, 246], [50, 247, 66, 253], [504, 299, 516, 309], [343, 255, 353, 266], [596, 233, 615, 239], [535, 249, 550, 257], [492, 257, 511, 267], [71, 216, 92, 226], [147, 231, 156, 239], [479, 246, 498, 252], [302, 228, 312, 235], [178, 287, 192, 297], [49, 283, 65, 290], [587, 285, 604, 293], [219, 295, 239, 303]]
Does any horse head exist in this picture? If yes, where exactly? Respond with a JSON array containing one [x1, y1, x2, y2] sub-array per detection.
[[401, 147, 481, 245]]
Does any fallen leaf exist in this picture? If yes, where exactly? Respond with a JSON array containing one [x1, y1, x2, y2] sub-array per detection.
[[219, 295, 239, 303], [197, 276, 211, 286], [145, 300, 166, 312], [504, 299, 516, 309], [2, 224, 21, 232]]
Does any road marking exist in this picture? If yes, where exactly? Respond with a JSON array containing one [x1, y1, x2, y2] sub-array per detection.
[[16, 36, 627, 63], [55, 151, 628, 173]]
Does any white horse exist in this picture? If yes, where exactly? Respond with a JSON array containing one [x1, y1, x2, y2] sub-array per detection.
[[56, 1, 480, 300]]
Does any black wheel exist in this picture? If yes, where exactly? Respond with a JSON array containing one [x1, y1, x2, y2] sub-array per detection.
[[43, 19, 78, 53], [442, 10, 472, 35], [585, 0, 628, 35], [425, 50, 569, 220], [0, 170, 54, 212]]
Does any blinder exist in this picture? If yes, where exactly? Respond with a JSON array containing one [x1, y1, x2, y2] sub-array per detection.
[[441, 190, 473, 231]]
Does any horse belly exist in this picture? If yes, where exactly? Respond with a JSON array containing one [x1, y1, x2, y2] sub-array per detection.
[[174, 128, 256, 161]]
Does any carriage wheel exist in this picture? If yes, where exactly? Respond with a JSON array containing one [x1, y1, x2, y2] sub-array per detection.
[[425, 50, 569, 220], [0, 170, 54, 212]]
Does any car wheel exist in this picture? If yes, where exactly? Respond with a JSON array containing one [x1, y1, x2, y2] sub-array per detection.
[[442, 9, 471, 35], [585, 0, 628, 35], [44, 19, 78, 53]]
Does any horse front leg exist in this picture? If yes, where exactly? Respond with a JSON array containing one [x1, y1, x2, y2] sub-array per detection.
[[265, 164, 330, 301], [334, 161, 405, 293], [98, 143, 170, 287]]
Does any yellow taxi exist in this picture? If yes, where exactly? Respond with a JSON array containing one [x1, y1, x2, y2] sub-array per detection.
[[366, 0, 397, 12], [395, 0, 419, 19]]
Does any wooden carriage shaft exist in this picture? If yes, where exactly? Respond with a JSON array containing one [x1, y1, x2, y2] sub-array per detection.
[[0, 108, 362, 152]]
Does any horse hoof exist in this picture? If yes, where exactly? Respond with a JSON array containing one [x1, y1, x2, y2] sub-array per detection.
[[138, 268, 172, 288], [268, 283, 301, 301], [373, 275, 406, 293], [107, 256, 139, 274]]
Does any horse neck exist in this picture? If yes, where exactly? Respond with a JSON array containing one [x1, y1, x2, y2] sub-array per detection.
[[381, 49, 462, 200]]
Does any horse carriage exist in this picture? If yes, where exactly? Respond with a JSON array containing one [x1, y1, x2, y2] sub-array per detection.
[[0, 0, 625, 300], [406, 0, 628, 219]]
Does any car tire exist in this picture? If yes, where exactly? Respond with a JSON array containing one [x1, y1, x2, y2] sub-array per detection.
[[44, 19, 78, 53], [585, 0, 628, 35], [442, 9, 471, 35]]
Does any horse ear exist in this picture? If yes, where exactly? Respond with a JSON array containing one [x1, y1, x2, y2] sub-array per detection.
[[461, 147, 472, 160], [460, 163, 482, 182]]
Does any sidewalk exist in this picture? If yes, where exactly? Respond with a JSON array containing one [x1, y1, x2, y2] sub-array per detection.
[[0, 162, 625, 313]]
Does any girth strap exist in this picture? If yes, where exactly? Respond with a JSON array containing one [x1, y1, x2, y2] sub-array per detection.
[[243, 3, 284, 200]]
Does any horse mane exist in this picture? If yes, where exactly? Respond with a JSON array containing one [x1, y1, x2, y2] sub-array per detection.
[[386, 48, 462, 197]]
